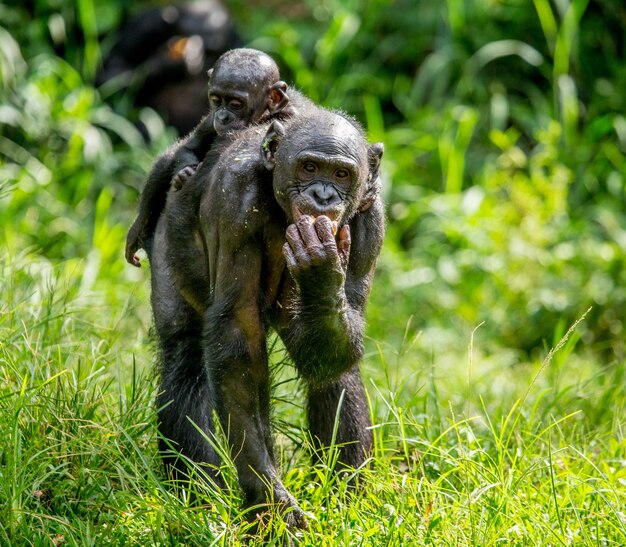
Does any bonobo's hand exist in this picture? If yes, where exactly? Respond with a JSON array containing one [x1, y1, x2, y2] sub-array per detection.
[[125, 219, 144, 267], [283, 215, 350, 297], [172, 162, 200, 190]]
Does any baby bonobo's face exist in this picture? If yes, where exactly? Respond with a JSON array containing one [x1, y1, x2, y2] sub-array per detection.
[[208, 67, 271, 135]]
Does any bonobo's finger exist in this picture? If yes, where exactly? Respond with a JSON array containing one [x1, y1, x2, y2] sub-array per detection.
[[295, 215, 322, 252], [337, 225, 351, 270], [313, 216, 338, 249], [358, 176, 382, 212], [171, 174, 183, 190], [172, 164, 199, 190], [283, 242, 297, 270], [358, 192, 375, 212], [285, 223, 305, 255], [125, 239, 140, 267]]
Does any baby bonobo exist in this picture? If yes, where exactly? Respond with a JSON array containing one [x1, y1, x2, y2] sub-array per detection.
[[125, 48, 290, 267]]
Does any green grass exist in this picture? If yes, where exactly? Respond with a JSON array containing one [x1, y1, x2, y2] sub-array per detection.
[[1, 249, 624, 546], [1, 0, 625, 544]]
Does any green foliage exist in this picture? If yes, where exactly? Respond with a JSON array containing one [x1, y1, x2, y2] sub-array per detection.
[[1, 0, 625, 544], [3, 0, 625, 356], [236, 0, 626, 357], [1, 263, 624, 544], [0, 2, 171, 262]]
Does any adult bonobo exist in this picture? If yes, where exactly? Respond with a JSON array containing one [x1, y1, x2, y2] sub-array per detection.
[[149, 104, 384, 528]]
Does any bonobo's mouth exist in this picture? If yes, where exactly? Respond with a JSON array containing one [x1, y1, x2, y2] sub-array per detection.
[[293, 207, 339, 235], [213, 118, 246, 136]]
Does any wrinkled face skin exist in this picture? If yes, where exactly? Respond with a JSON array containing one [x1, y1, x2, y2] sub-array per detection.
[[272, 116, 370, 226], [208, 67, 269, 135]]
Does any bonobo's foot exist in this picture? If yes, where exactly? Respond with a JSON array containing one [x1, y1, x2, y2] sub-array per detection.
[[246, 484, 308, 533], [172, 163, 200, 190], [276, 487, 308, 531]]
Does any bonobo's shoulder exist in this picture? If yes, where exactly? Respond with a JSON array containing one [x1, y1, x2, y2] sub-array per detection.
[[273, 88, 316, 121], [213, 125, 268, 175]]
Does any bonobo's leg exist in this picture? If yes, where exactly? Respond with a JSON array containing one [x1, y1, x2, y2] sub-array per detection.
[[307, 365, 372, 469], [205, 247, 307, 529], [150, 223, 220, 484]]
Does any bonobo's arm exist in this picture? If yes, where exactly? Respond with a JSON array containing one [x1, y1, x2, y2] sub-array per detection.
[[280, 212, 379, 384], [126, 115, 217, 266], [170, 114, 217, 189], [126, 153, 175, 266]]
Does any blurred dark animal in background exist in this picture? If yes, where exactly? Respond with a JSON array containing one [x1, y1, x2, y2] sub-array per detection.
[[97, 1, 241, 135]]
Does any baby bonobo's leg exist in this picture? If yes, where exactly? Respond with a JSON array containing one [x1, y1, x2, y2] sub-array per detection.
[[172, 162, 202, 190]]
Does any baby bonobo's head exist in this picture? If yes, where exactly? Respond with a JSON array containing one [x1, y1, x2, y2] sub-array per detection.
[[207, 48, 289, 135]]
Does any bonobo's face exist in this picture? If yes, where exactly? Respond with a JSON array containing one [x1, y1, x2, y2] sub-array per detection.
[[270, 115, 373, 226], [208, 67, 268, 135]]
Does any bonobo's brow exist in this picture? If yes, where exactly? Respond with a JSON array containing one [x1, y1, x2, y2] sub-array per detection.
[[296, 151, 359, 171], [209, 86, 251, 101]]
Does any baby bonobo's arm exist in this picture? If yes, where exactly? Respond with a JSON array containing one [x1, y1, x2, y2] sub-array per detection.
[[169, 113, 217, 190], [125, 152, 175, 267]]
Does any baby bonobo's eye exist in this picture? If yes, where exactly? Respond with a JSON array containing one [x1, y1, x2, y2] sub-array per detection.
[[229, 99, 244, 111], [210, 95, 222, 107]]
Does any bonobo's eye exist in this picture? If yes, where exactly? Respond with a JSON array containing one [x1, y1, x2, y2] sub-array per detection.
[[334, 168, 351, 181], [210, 95, 222, 107], [229, 99, 244, 111], [299, 161, 318, 178]]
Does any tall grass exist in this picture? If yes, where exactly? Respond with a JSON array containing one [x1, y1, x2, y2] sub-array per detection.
[[1, 254, 624, 544], [1, 0, 625, 544]]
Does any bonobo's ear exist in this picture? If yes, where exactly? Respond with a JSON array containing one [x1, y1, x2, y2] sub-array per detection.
[[368, 142, 384, 180], [261, 120, 285, 171], [269, 81, 289, 113]]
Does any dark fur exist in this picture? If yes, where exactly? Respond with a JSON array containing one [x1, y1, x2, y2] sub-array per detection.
[[147, 103, 384, 527], [125, 48, 294, 267]]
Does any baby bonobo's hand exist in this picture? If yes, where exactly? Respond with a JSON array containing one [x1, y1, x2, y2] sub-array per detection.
[[172, 162, 201, 190]]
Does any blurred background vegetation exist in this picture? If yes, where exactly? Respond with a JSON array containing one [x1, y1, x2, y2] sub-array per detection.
[[1, 1, 625, 544], [1, 0, 625, 364]]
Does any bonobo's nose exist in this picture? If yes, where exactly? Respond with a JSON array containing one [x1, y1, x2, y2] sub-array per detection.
[[311, 185, 337, 206], [216, 110, 232, 123], [214, 111, 236, 134]]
